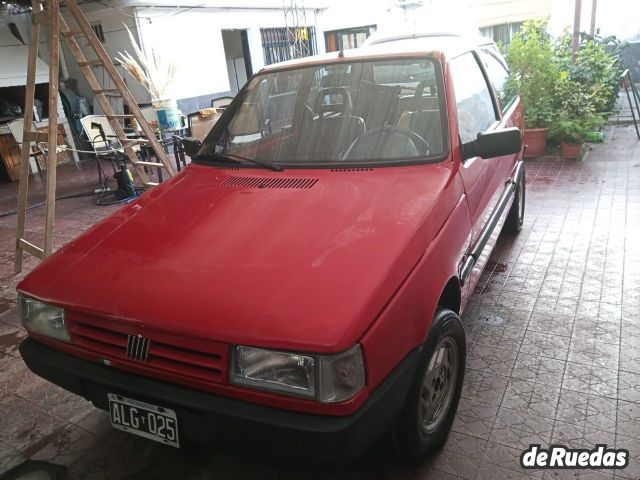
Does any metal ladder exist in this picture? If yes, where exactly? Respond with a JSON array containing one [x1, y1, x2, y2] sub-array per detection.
[[15, 0, 176, 273]]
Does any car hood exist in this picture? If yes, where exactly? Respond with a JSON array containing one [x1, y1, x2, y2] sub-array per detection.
[[19, 163, 461, 353]]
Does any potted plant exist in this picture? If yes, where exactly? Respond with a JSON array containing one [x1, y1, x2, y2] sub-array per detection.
[[549, 118, 585, 159], [550, 114, 604, 159], [507, 21, 559, 157]]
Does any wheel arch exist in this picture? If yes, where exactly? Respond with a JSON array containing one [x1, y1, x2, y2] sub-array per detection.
[[437, 276, 461, 315]]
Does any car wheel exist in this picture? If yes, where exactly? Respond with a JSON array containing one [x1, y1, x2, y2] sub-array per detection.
[[504, 166, 525, 234], [392, 307, 466, 464]]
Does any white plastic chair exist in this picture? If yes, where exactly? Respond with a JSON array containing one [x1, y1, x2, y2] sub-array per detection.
[[7, 119, 42, 173], [7, 119, 40, 153], [80, 115, 140, 154]]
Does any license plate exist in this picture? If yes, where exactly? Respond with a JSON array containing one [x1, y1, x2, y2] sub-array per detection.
[[108, 393, 179, 448]]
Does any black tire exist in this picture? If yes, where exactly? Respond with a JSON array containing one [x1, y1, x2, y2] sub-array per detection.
[[504, 166, 525, 234], [392, 307, 466, 464]]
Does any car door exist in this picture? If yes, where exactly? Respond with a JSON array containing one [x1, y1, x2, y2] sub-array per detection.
[[450, 50, 520, 291], [450, 52, 504, 249]]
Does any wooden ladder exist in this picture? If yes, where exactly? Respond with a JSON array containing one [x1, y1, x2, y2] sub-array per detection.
[[15, 0, 176, 273]]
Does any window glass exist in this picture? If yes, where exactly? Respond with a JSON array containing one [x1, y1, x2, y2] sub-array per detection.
[[450, 53, 497, 144], [479, 47, 516, 113], [202, 57, 446, 166]]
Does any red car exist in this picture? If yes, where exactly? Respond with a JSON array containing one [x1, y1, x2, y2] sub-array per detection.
[[18, 33, 524, 462]]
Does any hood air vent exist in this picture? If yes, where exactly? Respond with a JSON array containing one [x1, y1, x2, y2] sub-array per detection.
[[222, 177, 318, 189], [330, 168, 373, 172]]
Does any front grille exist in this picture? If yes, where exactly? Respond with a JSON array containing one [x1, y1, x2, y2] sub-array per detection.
[[68, 314, 227, 384]]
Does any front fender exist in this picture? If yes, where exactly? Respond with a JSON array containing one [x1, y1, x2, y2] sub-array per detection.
[[360, 189, 472, 392]]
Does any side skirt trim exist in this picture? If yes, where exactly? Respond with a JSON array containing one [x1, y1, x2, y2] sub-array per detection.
[[460, 160, 523, 286]]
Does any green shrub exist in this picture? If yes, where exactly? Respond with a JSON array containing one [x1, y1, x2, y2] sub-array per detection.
[[506, 21, 559, 129], [550, 118, 586, 143], [549, 113, 605, 144], [553, 34, 621, 117]]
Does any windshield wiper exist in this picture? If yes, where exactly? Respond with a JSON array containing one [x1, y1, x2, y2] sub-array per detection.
[[194, 152, 283, 172]]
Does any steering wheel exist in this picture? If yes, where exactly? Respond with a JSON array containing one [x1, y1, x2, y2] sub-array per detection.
[[343, 126, 431, 160]]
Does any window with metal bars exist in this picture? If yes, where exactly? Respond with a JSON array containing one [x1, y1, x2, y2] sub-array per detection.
[[479, 22, 523, 52], [91, 23, 106, 43], [260, 27, 317, 66]]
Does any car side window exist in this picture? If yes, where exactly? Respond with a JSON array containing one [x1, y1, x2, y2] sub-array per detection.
[[479, 46, 516, 114], [450, 52, 498, 145]]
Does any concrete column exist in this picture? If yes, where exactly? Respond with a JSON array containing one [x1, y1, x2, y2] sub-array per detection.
[[246, 28, 265, 73]]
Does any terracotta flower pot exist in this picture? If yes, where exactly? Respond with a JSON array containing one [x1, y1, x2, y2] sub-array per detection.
[[560, 142, 582, 159], [524, 128, 548, 158]]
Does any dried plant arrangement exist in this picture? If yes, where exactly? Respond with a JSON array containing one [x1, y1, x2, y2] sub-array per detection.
[[116, 25, 176, 100]]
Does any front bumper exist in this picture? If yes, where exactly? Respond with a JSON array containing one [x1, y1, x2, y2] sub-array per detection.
[[19, 337, 420, 460]]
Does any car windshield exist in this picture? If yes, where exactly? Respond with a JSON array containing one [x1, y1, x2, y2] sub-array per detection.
[[199, 57, 446, 167]]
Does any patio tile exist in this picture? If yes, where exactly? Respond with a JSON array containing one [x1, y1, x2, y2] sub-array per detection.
[[489, 407, 554, 450], [616, 401, 640, 439], [511, 352, 566, 387], [451, 396, 499, 440], [418, 431, 487, 480], [612, 435, 640, 480], [476, 441, 543, 479], [562, 362, 619, 397], [501, 377, 560, 419], [1, 126, 640, 477]]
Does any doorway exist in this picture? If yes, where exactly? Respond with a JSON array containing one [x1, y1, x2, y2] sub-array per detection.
[[222, 30, 253, 93]]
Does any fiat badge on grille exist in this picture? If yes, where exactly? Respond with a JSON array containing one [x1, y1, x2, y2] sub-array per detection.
[[126, 334, 150, 362]]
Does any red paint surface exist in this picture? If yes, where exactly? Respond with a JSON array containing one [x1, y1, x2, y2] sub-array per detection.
[[17, 47, 522, 416]]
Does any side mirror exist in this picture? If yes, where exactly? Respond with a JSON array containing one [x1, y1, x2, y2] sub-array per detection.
[[461, 127, 522, 160], [181, 137, 202, 157]]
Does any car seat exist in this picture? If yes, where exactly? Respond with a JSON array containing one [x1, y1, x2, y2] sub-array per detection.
[[396, 109, 444, 155], [298, 87, 365, 161], [352, 80, 400, 130]]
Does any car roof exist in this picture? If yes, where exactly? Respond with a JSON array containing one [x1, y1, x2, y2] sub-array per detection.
[[259, 33, 496, 73]]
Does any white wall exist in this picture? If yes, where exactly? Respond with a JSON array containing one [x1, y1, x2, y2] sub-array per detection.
[[317, 0, 388, 34], [246, 27, 265, 72], [317, 0, 479, 39], [549, 0, 640, 40], [135, 6, 319, 100], [0, 13, 49, 87]]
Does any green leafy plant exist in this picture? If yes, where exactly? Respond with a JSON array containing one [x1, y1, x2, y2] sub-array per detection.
[[554, 71, 596, 120], [553, 34, 622, 116], [548, 33, 619, 149], [550, 113, 605, 144], [506, 21, 559, 129], [549, 118, 586, 144]]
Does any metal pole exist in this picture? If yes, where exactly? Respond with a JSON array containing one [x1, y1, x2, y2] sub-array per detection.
[[622, 70, 640, 140], [572, 0, 582, 63], [589, 0, 597, 36]]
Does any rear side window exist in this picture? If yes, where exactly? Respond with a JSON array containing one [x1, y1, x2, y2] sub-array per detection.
[[479, 47, 516, 114], [450, 53, 497, 144]]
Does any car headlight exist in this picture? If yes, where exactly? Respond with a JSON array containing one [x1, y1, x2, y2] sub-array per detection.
[[230, 344, 365, 403], [18, 293, 69, 342]]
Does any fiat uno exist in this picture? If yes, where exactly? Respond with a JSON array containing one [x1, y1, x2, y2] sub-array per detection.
[[18, 33, 525, 462]]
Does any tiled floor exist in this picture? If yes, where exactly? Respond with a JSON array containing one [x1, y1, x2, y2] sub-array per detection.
[[1, 125, 639, 479]]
